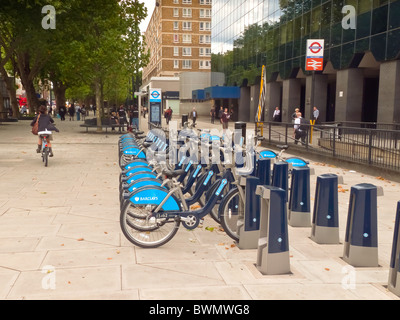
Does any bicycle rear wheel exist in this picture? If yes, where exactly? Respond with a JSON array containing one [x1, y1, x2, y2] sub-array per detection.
[[218, 188, 243, 242], [43, 148, 49, 167], [120, 200, 180, 248]]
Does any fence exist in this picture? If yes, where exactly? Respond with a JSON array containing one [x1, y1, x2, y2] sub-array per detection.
[[258, 121, 400, 171]]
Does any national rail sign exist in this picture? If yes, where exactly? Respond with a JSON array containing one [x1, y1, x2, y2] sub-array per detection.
[[305, 39, 324, 71]]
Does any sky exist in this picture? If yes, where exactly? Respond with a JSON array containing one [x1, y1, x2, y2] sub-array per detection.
[[139, 0, 156, 33]]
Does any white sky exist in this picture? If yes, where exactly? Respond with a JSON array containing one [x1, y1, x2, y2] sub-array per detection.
[[139, 0, 156, 33]]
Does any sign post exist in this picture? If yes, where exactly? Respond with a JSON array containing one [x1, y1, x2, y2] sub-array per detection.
[[306, 40, 324, 144], [149, 88, 162, 129]]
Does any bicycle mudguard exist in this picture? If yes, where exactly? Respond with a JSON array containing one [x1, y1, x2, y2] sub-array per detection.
[[127, 178, 165, 193], [126, 171, 158, 185], [122, 159, 150, 171], [185, 169, 214, 205], [123, 147, 146, 159], [128, 186, 181, 211], [259, 149, 277, 159], [285, 157, 308, 167], [122, 165, 153, 178], [182, 163, 202, 194]]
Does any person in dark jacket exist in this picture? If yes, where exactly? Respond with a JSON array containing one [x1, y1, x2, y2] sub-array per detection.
[[31, 105, 59, 157]]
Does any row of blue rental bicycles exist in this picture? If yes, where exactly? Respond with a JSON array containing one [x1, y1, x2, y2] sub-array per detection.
[[118, 126, 309, 248]]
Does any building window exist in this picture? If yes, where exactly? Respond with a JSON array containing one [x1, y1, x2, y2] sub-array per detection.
[[199, 22, 211, 31], [182, 60, 192, 69], [174, 60, 179, 69], [199, 9, 211, 18], [174, 34, 179, 43], [174, 47, 179, 56], [199, 47, 211, 56], [182, 47, 192, 56], [173, 21, 179, 30], [182, 34, 192, 43], [173, 0, 179, 3], [199, 60, 211, 69], [199, 0, 211, 4], [173, 8, 179, 17], [182, 8, 192, 17], [182, 21, 192, 30], [182, 0, 192, 4], [199, 35, 211, 43]]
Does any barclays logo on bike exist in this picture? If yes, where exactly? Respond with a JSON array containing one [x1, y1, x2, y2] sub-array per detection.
[[134, 196, 159, 202]]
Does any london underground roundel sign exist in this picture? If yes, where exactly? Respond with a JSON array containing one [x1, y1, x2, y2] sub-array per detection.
[[306, 39, 324, 71]]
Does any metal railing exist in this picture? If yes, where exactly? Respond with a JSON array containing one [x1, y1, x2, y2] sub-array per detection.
[[257, 121, 400, 171]]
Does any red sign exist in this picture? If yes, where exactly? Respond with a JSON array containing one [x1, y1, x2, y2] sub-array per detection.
[[306, 58, 323, 71]]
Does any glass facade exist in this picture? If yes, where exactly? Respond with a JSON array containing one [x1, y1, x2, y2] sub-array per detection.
[[211, 0, 400, 85]]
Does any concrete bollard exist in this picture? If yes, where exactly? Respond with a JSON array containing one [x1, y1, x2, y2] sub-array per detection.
[[288, 166, 311, 227], [237, 176, 261, 250], [342, 183, 383, 267], [388, 201, 400, 296], [255, 185, 290, 275], [310, 174, 343, 244]]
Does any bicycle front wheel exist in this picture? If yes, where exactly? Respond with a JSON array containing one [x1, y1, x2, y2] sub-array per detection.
[[218, 187, 244, 242], [120, 200, 180, 248]]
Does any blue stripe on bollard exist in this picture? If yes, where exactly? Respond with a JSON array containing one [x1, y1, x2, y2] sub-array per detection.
[[268, 187, 289, 254], [271, 162, 288, 202], [244, 176, 261, 231], [256, 158, 271, 186]]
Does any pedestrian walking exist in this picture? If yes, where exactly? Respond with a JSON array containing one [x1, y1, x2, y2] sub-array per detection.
[[164, 107, 172, 124], [210, 106, 215, 124], [58, 105, 66, 121], [75, 104, 81, 121], [80, 105, 86, 121], [118, 105, 127, 131], [68, 104, 75, 121], [294, 112, 307, 145], [313, 106, 320, 124], [191, 107, 197, 125], [220, 107, 231, 130]]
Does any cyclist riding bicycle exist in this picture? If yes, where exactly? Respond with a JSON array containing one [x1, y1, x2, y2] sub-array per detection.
[[30, 105, 59, 157]]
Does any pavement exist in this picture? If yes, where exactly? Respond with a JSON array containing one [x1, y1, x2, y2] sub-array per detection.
[[0, 114, 399, 300]]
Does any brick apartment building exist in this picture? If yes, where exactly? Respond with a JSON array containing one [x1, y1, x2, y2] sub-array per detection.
[[142, 0, 212, 84]]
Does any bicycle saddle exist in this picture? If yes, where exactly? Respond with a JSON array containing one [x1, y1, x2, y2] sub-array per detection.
[[136, 135, 146, 139], [163, 169, 185, 178], [143, 142, 152, 148], [277, 144, 289, 150]]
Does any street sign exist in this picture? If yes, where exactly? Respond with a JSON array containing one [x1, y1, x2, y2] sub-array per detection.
[[305, 39, 324, 71], [149, 88, 162, 102]]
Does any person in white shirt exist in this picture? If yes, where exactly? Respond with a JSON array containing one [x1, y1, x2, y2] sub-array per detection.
[[273, 107, 281, 122], [313, 106, 320, 124], [294, 112, 307, 145]]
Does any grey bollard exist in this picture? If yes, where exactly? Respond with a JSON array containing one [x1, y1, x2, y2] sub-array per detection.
[[288, 166, 312, 227], [310, 174, 343, 244], [342, 183, 383, 267], [237, 176, 261, 250], [388, 201, 400, 296], [255, 185, 290, 275]]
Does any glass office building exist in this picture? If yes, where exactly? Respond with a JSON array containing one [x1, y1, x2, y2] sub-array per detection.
[[211, 0, 400, 124]]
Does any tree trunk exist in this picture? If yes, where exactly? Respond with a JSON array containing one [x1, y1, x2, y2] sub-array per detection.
[[0, 67, 20, 118], [95, 79, 102, 132], [16, 52, 40, 115], [53, 81, 67, 108], [0, 84, 5, 120]]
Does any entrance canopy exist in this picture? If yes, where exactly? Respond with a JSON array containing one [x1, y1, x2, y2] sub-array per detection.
[[203, 86, 240, 100]]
